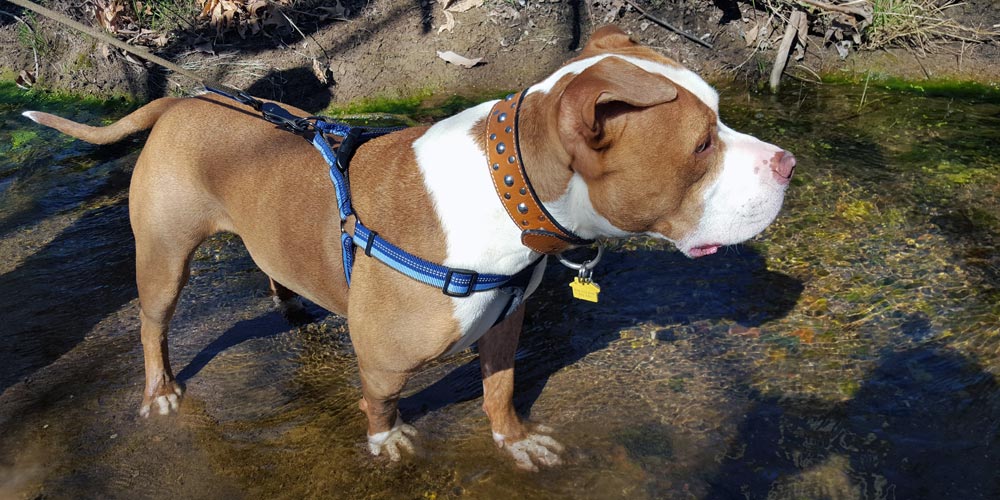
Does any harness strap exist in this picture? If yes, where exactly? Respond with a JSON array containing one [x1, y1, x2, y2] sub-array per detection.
[[352, 224, 519, 297], [205, 85, 530, 297]]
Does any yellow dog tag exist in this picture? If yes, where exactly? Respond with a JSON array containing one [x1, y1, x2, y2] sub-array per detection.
[[569, 277, 601, 303]]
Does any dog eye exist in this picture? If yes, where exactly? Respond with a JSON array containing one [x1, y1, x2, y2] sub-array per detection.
[[694, 135, 712, 154]]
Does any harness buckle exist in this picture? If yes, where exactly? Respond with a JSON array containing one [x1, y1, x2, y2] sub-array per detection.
[[336, 128, 364, 172], [442, 269, 479, 298]]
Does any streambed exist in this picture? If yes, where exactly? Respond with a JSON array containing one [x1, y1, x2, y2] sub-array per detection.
[[1, 80, 998, 499]]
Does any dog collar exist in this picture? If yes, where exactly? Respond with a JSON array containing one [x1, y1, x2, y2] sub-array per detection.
[[485, 91, 594, 254]]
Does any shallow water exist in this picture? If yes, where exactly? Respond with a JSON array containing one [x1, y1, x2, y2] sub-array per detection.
[[1, 80, 998, 499]]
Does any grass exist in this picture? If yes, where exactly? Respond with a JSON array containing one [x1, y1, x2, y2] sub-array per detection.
[[321, 89, 511, 124], [15, 11, 50, 59], [866, 0, 984, 48]]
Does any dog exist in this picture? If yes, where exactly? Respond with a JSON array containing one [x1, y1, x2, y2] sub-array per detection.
[[23, 26, 794, 471]]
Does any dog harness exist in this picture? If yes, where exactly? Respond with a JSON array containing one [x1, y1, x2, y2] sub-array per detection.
[[204, 86, 544, 297]]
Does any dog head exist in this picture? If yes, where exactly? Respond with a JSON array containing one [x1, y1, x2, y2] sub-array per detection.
[[524, 26, 794, 258]]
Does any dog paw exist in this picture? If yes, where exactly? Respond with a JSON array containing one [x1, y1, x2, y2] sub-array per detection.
[[367, 421, 418, 461], [139, 382, 184, 418], [272, 296, 315, 326], [495, 426, 565, 471]]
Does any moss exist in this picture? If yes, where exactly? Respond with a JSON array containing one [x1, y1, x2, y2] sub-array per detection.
[[71, 51, 95, 71], [321, 88, 510, 123], [0, 69, 17, 83], [922, 161, 989, 186], [821, 74, 1000, 102], [837, 200, 877, 223], [0, 81, 137, 115], [9, 129, 38, 149], [838, 380, 861, 397]]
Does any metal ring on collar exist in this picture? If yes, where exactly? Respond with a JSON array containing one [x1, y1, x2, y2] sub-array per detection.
[[556, 246, 604, 274]]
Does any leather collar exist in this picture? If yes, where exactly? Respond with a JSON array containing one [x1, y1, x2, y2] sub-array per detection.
[[485, 91, 593, 254]]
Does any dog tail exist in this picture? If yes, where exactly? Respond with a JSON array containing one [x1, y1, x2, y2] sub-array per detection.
[[21, 97, 182, 145]]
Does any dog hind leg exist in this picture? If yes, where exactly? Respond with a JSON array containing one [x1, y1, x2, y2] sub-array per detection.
[[130, 159, 215, 417], [268, 278, 313, 325], [134, 230, 198, 417]]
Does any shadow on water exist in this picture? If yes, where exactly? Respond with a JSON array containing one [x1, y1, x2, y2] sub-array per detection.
[[176, 303, 329, 383], [401, 246, 804, 420], [706, 345, 1000, 499], [0, 199, 135, 393], [0, 141, 138, 240]]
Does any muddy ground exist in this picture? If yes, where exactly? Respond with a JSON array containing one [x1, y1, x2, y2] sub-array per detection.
[[0, 0, 998, 108]]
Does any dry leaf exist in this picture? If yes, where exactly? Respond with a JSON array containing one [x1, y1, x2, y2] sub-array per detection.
[[744, 22, 759, 47], [794, 11, 809, 48], [446, 0, 483, 13], [437, 10, 455, 33], [15, 70, 35, 89], [312, 58, 333, 85], [124, 52, 145, 66], [436, 50, 483, 68]]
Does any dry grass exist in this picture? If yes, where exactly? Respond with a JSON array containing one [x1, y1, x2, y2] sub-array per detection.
[[763, 0, 1000, 50], [866, 0, 998, 48]]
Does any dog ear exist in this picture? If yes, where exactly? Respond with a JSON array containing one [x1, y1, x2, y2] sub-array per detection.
[[581, 25, 639, 55], [558, 57, 678, 178]]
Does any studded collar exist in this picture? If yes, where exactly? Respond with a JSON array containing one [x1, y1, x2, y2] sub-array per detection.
[[485, 91, 594, 255]]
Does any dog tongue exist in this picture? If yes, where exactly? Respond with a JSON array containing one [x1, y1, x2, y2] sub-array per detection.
[[689, 245, 719, 258]]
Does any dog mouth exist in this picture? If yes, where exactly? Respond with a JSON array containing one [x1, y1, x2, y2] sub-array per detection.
[[687, 244, 720, 258]]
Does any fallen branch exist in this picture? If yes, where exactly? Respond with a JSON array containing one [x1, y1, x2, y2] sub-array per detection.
[[621, 0, 713, 49], [770, 9, 806, 92]]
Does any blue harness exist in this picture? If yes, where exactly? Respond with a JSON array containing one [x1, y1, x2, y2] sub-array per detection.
[[205, 86, 536, 297]]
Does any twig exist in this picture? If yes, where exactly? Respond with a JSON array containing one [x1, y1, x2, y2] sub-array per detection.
[[796, 0, 870, 19], [733, 13, 775, 71], [279, 9, 331, 60], [621, 0, 713, 49], [858, 70, 871, 111], [791, 63, 822, 82]]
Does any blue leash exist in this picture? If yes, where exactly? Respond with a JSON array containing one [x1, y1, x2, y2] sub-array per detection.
[[204, 86, 525, 297]]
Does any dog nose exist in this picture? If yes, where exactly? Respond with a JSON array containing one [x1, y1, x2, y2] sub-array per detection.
[[771, 150, 796, 184]]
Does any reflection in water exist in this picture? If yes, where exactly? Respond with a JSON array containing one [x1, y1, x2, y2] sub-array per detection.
[[1, 81, 999, 499]]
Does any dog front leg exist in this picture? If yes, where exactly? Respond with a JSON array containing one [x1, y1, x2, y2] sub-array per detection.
[[357, 366, 418, 461], [479, 305, 564, 471]]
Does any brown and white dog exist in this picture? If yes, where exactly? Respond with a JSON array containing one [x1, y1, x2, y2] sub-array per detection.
[[23, 26, 794, 470]]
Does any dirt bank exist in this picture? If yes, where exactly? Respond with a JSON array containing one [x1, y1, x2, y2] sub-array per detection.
[[0, 0, 998, 108]]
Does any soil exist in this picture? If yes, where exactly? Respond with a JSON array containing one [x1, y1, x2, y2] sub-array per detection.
[[0, 0, 998, 110]]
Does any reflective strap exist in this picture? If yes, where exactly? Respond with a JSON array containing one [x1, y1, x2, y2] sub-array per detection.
[[352, 223, 512, 297], [314, 131, 354, 222], [313, 120, 353, 137]]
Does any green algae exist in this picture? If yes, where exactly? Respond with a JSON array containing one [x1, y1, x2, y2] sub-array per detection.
[[820, 74, 1000, 101], [0, 81, 137, 116], [320, 88, 509, 124]]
